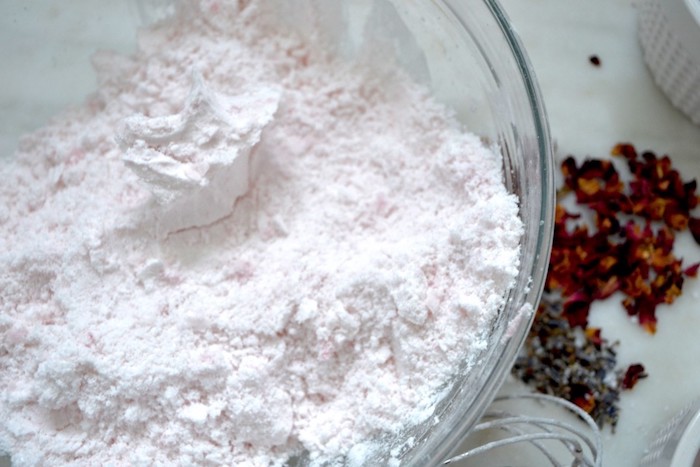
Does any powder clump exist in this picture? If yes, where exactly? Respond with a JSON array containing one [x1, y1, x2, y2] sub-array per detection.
[[0, 1, 523, 465]]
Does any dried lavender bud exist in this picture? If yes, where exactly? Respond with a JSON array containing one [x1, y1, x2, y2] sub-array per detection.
[[513, 297, 640, 429]]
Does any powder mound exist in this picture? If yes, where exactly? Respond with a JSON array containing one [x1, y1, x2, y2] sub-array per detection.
[[119, 73, 281, 236], [0, 1, 523, 466]]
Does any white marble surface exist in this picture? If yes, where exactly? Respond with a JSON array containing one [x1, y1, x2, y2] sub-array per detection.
[[453, 0, 700, 465], [2, 1, 700, 466]]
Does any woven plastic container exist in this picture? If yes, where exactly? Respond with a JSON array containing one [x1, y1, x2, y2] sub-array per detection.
[[637, 0, 700, 125], [640, 400, 700, 467]]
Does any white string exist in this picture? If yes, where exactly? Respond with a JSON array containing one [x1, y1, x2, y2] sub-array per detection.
[[443, 393, 602, 467], [472, 423, 562, 466]]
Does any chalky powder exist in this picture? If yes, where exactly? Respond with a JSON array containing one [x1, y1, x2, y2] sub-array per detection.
[[0, 2, 522, 466]]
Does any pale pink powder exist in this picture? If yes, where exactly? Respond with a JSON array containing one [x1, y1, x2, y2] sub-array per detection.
[[0, 1, 522, 466]]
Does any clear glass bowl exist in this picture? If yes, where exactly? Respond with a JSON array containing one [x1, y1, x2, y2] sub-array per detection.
[[0, 1, 553, 465]]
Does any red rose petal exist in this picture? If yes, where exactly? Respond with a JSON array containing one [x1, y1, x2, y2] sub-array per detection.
[[621, 364, 648, 390]]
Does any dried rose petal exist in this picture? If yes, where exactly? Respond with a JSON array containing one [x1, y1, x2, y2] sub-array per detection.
[[690, 217, 700, 244], [585, 327, 603, 348], [572, 391, 596, 414], [563, 291, 592, 327], [684, 263, 700, 277], [594, 276, 620, 300], [611, 143, 637, 161], [634, 298, 658, 334], [621, 364, 648, 390]]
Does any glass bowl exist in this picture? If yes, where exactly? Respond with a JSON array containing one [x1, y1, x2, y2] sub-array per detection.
[[0, 1, 553, 465]]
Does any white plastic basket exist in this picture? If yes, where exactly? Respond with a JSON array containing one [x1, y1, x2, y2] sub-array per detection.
[[637, 0, 700, 125], [640, 400, 700, 467]]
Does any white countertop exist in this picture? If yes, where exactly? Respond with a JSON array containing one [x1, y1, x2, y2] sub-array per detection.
[[452, 0, 700, 465]]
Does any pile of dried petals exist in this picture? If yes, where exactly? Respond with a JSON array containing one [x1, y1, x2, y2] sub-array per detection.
[[556, 143, 700, 333], [514, 143, 699, 428]]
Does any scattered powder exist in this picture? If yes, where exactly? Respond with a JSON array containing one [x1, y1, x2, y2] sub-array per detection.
[[0, 1, 523, 466]]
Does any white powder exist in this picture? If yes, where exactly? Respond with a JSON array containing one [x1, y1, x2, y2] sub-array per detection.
[[119, 72, 281, 237], [0, 1, 523, 466]]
